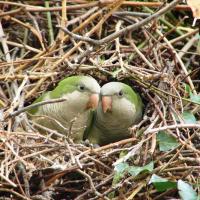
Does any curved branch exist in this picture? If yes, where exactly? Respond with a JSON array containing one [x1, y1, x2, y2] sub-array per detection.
[[59, 0, 182, 46]]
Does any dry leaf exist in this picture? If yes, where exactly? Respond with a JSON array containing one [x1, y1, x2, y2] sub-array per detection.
[[187, 0, 200, 26], [187, 0, 200, 18]]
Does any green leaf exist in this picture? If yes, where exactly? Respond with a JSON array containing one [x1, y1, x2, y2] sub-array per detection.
[[185, 84, 191, 96], [111, 162, 129, 198], [109, 171, 123, 199], [182, 111, 197, 124], [157, 131, 179, 152], [178, 180, 198, 200], [111, 162, 154, 198], [114, 162, 129, 173], [114, 162, 154, 181], [190, 94, 200, 104], [110, 68, 122, 78], [113, 162, 129, 185], [112, 151, 129, 185], [149, 174, 177, 192], [184, 84, 200, 104], [128, 161, 154, 177], [112, 171, 125, 186]]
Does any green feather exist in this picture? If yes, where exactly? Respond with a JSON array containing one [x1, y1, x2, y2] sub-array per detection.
[[50, 76, 83, 98], [28, 75, 101, 143], [28, 92, 49, 115], [28, 76, 86, 114], [122, 83, 144, 112], [86, 82, 144, 145], [83, 110, 95, 140]]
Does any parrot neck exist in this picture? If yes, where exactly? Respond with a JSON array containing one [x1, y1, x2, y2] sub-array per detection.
[[40, 91, 90, 124], [94, 115, 129, 134], [95, 98, 136, 134], [36, 91, 91, 140]]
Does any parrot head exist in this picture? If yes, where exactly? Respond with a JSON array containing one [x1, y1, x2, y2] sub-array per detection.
[[30, 76, 101, 115], [100, 82, 141, 113], [56, 75, 101, 111], [98, 82, 143, 125]]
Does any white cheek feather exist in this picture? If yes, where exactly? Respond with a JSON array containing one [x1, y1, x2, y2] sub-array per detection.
[[112, 97, 136, 124], [96, 97, 137, 133], [34, 90, 91, 140], [38, 91, 90, 125]]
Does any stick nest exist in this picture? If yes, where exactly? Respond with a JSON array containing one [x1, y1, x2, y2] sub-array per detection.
[[0, 1, 200, 199]]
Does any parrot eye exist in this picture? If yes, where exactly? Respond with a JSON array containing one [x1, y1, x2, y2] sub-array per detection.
[[118, 90, 124, 97], [79, 84, 85, 91]]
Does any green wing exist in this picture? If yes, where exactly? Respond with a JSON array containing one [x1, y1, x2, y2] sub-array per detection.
[[28, 92, 49, 115], [28, 76, 80, 115], [83, 110, 95, 141]]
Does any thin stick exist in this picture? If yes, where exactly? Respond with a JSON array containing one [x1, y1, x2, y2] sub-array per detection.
[[7, 98, 67, 118], [59, 0, 182, 46], [144, 123, 200, 135]]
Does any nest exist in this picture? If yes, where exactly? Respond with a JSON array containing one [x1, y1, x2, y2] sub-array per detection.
[[0, 0, 200, 199]]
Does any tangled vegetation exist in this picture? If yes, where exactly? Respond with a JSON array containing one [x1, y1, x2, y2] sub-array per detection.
[[0, 0, 200, 199]]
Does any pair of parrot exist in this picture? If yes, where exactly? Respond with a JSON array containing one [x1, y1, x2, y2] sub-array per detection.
[[28, 76, 143, 145]]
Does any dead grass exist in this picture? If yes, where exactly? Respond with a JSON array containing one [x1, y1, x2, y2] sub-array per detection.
[[0, 0, 200, 199]]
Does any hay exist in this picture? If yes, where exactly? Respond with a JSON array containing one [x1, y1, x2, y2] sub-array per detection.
[[0, 0, 200, 199]]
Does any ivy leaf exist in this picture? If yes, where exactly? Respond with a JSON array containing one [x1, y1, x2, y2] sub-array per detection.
[[182, 111, 197, 124], [157, 131, 179, 152], [113, 162, 129, 185], [190, 94, 200, 104], [111, 161, 129, 198], [128, 161, 154, 177], [185, 83, 192, 96], [178, 180, 198, 200], [114, 162, 129, 173], [149, 174, 177, 192], [184, 84, 200, 104]]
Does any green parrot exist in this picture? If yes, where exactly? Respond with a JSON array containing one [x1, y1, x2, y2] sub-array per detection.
[[85, 82, 143, 145], [28, 76, 100, 142]]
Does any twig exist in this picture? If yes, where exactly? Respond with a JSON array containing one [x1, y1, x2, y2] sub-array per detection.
[[0, 73, 58, 81], [0, 188, 31, 200], [0, 173, 17, 187], [178, 34, 198, 59], [128, 33, 155, 70], [59, 0, 182, 46], [0, 2, 191, 15], [7, 98, 67, 118], [0, 2, 99, 13], [0, 21, 11, 61], [169, 29, 199, 44], [76, 169, 109, 199], [9, 16, 45, 50], [75, 174, 113, 200], [122, 1, 190, 11], [25, 0, 124, 98], [67, 7, 99, 26], [7, 147, 61, 165], [156, 29, 197, 95], [114, 11, 151, 17], [144, 123, 200, 135], [45, 0, 54, 45]]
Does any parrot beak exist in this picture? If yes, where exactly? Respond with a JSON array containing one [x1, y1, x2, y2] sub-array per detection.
[[102, 96, 112, 113], [86, 93, 99, 110]]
